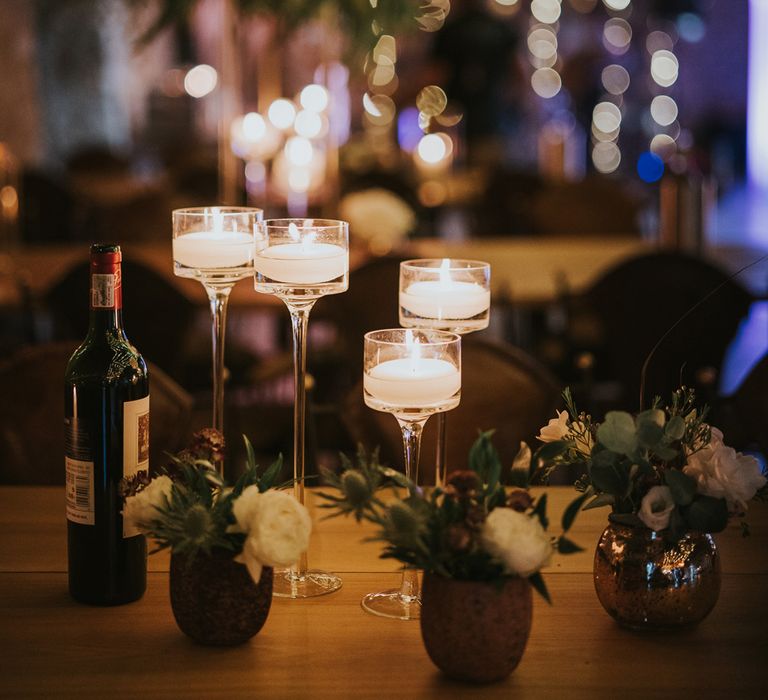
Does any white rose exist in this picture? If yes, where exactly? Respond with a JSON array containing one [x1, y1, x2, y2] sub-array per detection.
[[537, 410, 570, 443], [480, 507, 553, 577], [339, 188, 415, 252], [683, 428, 766, 512], [234, 488, 312, 583], [637, 485, 675, 531], [123, 475, 173, 532]]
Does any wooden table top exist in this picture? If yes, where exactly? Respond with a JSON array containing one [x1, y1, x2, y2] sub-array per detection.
[[1, 486, 766, 698]]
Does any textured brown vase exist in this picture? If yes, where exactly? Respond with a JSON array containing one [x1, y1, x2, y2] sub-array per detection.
[[594, 520, 721, 632], [420, 573, 533, 683], [169, 550, 273, 645]]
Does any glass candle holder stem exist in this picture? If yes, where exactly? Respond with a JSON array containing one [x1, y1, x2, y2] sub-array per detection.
[[397, 416, 426, 605], [205, 283, 233, 437], [287, 299, 315, 529], [435, 412, 448, 490]]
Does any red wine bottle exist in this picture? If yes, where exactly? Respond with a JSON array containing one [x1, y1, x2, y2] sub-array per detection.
[[65, 243, 148, 605]]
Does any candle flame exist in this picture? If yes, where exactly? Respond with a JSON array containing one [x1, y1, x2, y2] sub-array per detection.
[[406, 329, 421, 372], [211, 207, 224, 236], [439, 258, 452, 285]]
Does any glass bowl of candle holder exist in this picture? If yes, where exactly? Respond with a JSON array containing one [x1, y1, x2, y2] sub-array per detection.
[[362, 328, 461, 619], [253, 218, 349, 599], [399, 259, 490, 335], [172, 206, 262, 442]]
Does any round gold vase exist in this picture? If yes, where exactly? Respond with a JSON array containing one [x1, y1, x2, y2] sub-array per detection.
[[420, 573, 533, 683], [593, 520, 720, 632], [170, 550, 273, 646]]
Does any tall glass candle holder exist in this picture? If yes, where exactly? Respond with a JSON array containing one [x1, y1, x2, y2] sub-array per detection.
[[363, 328, 461, 620], [172, 206, 262, 446], [254, 218, 349, 598], [399, 259, 490, 488]]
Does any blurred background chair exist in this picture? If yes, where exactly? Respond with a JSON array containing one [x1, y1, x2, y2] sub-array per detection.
[[0, 342, 194, 485], [340, 337, 562, 484], [43, 258, 197, 383], [568, 250, 753, 412]]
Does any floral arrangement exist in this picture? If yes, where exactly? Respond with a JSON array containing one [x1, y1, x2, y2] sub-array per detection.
[[121, 429, 311, 582], [535, 388, 767, 540], [320, 432, 583, 601]]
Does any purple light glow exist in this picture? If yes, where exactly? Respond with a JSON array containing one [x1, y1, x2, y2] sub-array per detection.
[[748, 0, 768, 189]]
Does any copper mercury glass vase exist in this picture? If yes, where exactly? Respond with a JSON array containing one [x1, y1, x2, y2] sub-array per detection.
[[593, 518, 721, 631], [420, 572, 533, 683], [170, 549, 273, 645]]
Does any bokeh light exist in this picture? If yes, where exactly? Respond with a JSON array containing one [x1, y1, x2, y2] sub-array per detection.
[[294, 110, 324, 139], [593, 102, 622, 133], [650, 134, 677, 159], [677, 13, 706, 43], [285, 136, 313, 167], [531, 0, 561, 24], [299, 85, 329, 112], [601, 64, 630, 95], [417, 133, 452, 164], [363, 93, 396, 126], [646, 31, 674, 54], [650, 50, 679, 87], [637, 151, 665, 182], [603, 18, 632, 55], [531, 68, 562, 98], [416, 85, 448, 117], [184, 64, 217, 98], [650, 95, 678, 126], [592, 142, 621, 173], [397, 107, 422, 152], [373, 34, 397, 65], [528, 27, 558, 60], [268, 99, 297, 130], [603, 0, 631, 11], [242, 112, 266, 141]]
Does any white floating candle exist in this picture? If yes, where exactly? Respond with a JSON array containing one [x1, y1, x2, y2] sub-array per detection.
[[365, 357, 460, 407], [174, 231, 254, 269], [254, 239, 347, 284], [400, 259, 490, 320]]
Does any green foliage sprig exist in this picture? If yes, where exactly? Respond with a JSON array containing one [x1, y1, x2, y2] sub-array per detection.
[[320, 431, 585, 602], [121, 429, 283, 559]]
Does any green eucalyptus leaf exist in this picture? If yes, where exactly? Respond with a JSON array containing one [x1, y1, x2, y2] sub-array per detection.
[[562, 492, 590, 532], [528, 571, 551, 604], [531, 493, 549, 530], [243, 434, 257, 471], [637, 420, 664, 448], [683, 495, 729, 533], [535, 440, 570, 464], [589, 462, 628, 497], [664, 469, 697, 506], [583, 493, 616, 510], [637, 408, 665, 427], [557, 535, 585, 554], [666, 415, 686, 440], [652, 444, 679, 461], [597, 412, 638, 454]]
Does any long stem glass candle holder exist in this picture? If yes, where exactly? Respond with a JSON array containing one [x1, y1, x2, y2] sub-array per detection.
[[399, 259, 490, 489], [253, 218, 349, 599], [363, 328, 461, 620], [172, 206, 262, 454]]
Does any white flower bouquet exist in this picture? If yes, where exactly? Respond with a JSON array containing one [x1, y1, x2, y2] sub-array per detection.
[[121, 429, 311, 581], [536, 388, 767, 538], [320, 432, 583, 600]]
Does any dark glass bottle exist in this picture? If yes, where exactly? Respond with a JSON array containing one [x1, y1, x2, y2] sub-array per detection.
[[65, 243, 148, 605]]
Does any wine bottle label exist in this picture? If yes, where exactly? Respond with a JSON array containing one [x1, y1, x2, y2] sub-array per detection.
[[123, 395, 150, 538], [65, 416, 95, 525], [66, 457, 95, 525], [91, 273, 117, 309]]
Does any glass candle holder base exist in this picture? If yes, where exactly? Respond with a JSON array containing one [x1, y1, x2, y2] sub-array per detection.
[[272, 568, 343, 599], [361, 590, 421, 620]]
